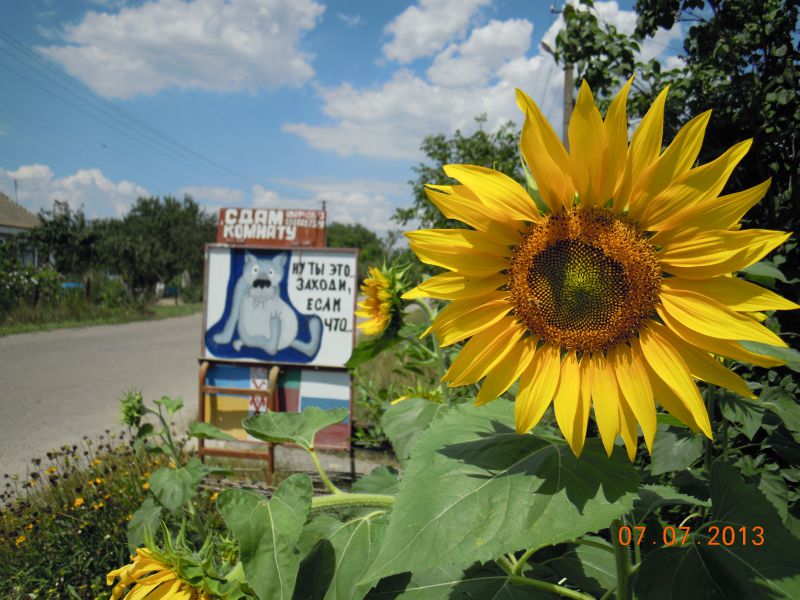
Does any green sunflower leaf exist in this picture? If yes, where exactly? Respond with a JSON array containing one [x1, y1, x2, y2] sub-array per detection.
[[364, 400, 639, 581], [366, 563, 554, 599], [294, 512, 389, 600], [346, 337, 400, 370], [351, 466, 400, 496], [738, 341, 800, 373], [219, 474, 313, 600], [243, 407, 349, 451], [634, 461, 800, 599], [126, 496, 162, 550], [649, 426, 703, 475], [148, 457, 204, 513], [381, 397, 449, 462]]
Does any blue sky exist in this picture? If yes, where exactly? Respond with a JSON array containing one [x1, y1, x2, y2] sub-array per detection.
[[0, 0, 681, 233]]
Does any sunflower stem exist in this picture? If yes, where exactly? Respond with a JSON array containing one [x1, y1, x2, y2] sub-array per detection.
[[506, 574, 595, 600], [511, 545, 542, 575], [611, 519, 632, 600], [308, 448, 342, 495], [703, 389, 715, 476], [310, 493, 395, 512]]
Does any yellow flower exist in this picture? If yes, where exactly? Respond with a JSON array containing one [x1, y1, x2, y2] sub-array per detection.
[[93, 458, 102, 466], [210, 491, 219, 502], [16, 535, 27, 546], [355, 266, 395, 336], [73, 497, 85, 508], [404, 79, 797, 459], [93, 501, 105, 510], [107, 548, 213, 600], [46, 466, 57, 475], [142, 482, 150, 490]]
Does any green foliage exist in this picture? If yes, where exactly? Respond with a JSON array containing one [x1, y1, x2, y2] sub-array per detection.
[[243, 407, 349, 451], [636, 462, 800, 598], [25, 200, 95, 276], [0, 430, 202, 599], [218, 475, 313, 600], [394, 115, 522, 231], [366, 400, 640, 581], [100, 195, 216, 295], [148, 458, 205, 514], [326, 222, 388, 280]]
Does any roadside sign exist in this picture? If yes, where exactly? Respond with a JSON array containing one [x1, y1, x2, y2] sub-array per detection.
[[202, 245, 357, 368], [216, 208, 326, 247]]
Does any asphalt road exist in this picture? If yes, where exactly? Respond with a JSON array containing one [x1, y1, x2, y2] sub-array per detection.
[[0, 314, 202, 479]]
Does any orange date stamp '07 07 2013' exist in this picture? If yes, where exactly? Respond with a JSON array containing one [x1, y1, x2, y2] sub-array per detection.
[[616, 524, 765, 547]]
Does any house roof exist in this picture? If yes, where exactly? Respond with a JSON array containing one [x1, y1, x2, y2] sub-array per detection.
[[0, 192, 39, 230]]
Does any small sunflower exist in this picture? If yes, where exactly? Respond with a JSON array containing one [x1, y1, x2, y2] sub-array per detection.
[[404, 78, 797, 459], [107, 547, 213, 600], [356, 265, 405, 336]]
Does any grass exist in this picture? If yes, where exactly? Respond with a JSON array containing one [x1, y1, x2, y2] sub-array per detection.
[[0, 302, 203, 337]]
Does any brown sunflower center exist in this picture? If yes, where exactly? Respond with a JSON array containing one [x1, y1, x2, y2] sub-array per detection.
[[508, 208, 661, 352]]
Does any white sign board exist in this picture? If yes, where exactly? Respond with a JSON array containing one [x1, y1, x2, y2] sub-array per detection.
[[203, 245, 357, 368]]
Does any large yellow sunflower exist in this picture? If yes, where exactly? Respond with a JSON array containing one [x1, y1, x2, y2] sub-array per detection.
[[107, 547, 213, 600], [403, 79, 797, 459]]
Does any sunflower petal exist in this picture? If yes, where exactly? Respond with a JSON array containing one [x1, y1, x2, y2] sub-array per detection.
[[657, 307, 784, 368], [640, 139, 752, 229], [431, 293, 512, 346], [657, 325, 755, 398], [443, 317, 523, 385], [475, 338, 537, 406], [553, 352, 588, 456], [658, 229, 791, 279], [615, 86, 669, 210], [589, 354, 621, 456], [405, 228, 512, 254], [443, 164, 541, 223], [659, 287, 787, 347], [403, 272, 507, 301], [662, 276, 799, 312], [517, 88, 575, 212], [407, 241, 505, 276], [611, 344, 657, 452], [424, 184, 506, 230], [618, 395, 639, 461], [568, 80, 608, 207], [604, 76, 634, 205], [629, 110, 711, 221], [651, 179, 772, 244], [637, 324, 712, 438], [515, 344, 561, 433]]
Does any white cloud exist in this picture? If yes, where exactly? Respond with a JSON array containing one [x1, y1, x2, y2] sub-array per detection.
[[252, 182, 397, 233], [39, 0, 325, 99], [286, 1, 684, 161], [337, 13, 363, 27], [427, 19, 533, 87], [0, 164, 149, 217], [382, 0, 491, 63]]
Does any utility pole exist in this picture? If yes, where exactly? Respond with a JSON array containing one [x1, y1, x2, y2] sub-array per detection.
[[550, 4, 574, 149], [13, 177, 18, 204]]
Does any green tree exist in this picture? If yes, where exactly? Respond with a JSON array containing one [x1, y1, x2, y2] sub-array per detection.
[[25, 200, 96, 276], [101, 195, 216, 295], [326, 221, 386, 279], [394, 115, 522, 230]]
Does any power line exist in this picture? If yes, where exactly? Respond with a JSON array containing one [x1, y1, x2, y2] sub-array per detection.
[[0, 28, 278, 191]]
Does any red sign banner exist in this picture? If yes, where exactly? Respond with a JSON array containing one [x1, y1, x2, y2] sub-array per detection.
[[217, 208, 326, 247]]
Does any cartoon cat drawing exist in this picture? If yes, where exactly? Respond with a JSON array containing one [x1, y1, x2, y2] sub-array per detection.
[[212, 252, 322, 357]]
